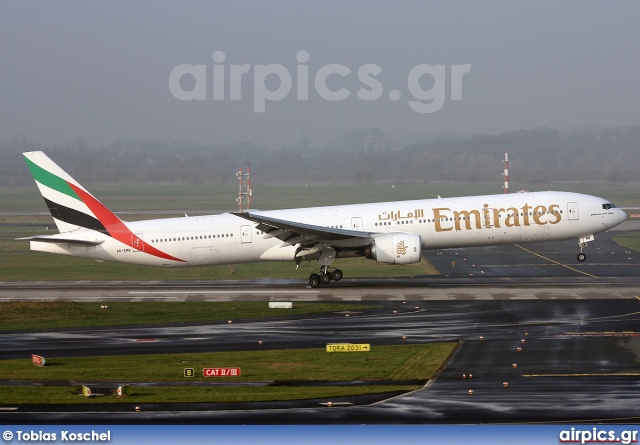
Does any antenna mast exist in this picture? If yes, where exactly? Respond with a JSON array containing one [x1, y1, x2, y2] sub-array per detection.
[[502, 151, 509, 194], [236, 162, 252, 211]]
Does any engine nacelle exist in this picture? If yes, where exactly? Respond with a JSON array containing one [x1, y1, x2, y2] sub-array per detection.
[[364, 233, 422, 265]]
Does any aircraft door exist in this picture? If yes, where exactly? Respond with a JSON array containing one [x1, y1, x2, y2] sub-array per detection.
[[240, 225, 253, 244], [351, 217, 363, 231], [567, 202, 579, 220]]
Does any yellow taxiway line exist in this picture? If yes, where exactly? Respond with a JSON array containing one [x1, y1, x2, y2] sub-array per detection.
[[515, 244, 598, 278]]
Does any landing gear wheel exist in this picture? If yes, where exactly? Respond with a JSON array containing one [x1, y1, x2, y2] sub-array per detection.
[[308, 266, 343, 287], [309, 274, 321, 288], [577, 253, 586, 262]]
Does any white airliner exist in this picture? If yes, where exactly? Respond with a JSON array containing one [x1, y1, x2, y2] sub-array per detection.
[[21, 151, 627, 287]]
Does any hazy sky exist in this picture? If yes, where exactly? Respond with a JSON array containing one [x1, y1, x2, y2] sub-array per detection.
[[1, 1, 639, 148]]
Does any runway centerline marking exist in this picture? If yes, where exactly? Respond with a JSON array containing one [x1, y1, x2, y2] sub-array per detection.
[[95, 296, 178, 299], [514, 244, 598, 278]]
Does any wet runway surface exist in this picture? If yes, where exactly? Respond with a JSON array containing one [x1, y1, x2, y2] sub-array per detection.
[[1, 225, 640, 423], [3, 299, 640, 423]]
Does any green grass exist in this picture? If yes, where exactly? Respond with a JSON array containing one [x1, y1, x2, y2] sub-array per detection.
[[0, 345, 455, 381], [613, 232, 640, 252], [0, 385, 421, 404], [0, 301, 380, 331], [0, 344, 457, 404]]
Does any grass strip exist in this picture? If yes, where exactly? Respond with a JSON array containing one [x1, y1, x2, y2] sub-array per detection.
[[0, 385, 421, 405], [0, 345, 455, 381], [0, 301, 380, 331], [613, 231, 640, 252], [0, 344, 456, 404]]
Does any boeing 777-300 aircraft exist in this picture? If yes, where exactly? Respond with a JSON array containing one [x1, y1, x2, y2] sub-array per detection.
[[20, 151, 627, 287]]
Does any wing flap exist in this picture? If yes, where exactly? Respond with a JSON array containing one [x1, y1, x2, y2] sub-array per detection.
[[232, 212, 372, 243]]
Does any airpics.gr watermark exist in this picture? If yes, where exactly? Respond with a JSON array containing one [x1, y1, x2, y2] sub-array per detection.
[[168, 51, 471, 113]]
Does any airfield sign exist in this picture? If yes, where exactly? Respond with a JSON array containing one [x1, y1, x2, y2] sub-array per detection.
[[326, 344, 371, 352], [203, 368, 241, 377], [31, 354, 46, 367]]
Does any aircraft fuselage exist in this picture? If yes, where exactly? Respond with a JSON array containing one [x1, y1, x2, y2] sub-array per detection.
[[30, 191, 626, 267]]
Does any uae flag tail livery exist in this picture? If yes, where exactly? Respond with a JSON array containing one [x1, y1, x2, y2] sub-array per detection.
[[24, 151, 120, 234]]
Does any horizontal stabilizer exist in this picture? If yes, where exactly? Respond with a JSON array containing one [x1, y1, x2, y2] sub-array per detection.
[[16, 236, 105, 246]]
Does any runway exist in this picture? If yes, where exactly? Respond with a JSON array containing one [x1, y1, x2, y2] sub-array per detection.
[[1, 277, 639, 302], [1, 224, 640, 423]]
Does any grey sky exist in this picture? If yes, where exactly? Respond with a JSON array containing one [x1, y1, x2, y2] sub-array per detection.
[[1, 1, 639, 148]]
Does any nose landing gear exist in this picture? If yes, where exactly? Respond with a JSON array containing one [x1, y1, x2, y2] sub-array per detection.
[[576, 234, 594, 262]]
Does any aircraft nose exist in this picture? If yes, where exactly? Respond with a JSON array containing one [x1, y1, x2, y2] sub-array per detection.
[[619, 208, 627, 224]]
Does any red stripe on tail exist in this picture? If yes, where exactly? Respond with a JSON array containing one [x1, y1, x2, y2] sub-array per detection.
[[68, 183, 186, 263]]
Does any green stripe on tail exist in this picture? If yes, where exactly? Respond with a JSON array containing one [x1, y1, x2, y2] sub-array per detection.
[[24, 156, 80, 201]]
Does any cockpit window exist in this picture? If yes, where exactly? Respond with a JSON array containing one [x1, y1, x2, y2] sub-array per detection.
[[602, 203, 617, 210]]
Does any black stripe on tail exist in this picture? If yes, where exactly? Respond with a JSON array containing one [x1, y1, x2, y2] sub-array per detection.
[[43, 197, 109, 234]]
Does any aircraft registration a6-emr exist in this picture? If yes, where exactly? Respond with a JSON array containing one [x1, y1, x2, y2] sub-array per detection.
[[21, 151, 627, 287]]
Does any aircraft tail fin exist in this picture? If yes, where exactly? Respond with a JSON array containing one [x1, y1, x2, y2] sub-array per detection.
[[23, 151, 124, 234]]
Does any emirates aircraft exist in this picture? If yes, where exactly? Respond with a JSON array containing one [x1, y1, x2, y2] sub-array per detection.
[[21, 151, 627, 287]]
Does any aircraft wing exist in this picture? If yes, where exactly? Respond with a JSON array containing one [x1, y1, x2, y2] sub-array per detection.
[[17, 235, 105, 246], [232, 211, 372, 246]]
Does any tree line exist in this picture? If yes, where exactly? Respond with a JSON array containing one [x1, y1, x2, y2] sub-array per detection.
[[2, 125, 639, 187]]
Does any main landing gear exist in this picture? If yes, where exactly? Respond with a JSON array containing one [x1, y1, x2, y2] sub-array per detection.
[[308, 266, 343, 288]]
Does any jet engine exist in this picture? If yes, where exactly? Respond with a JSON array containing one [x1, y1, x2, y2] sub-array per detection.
[[364, 233, 422, 264]]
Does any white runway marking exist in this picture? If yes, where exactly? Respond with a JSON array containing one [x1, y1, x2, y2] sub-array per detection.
[[128, 290, 319, 295], [100, 296, 178, 299]]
